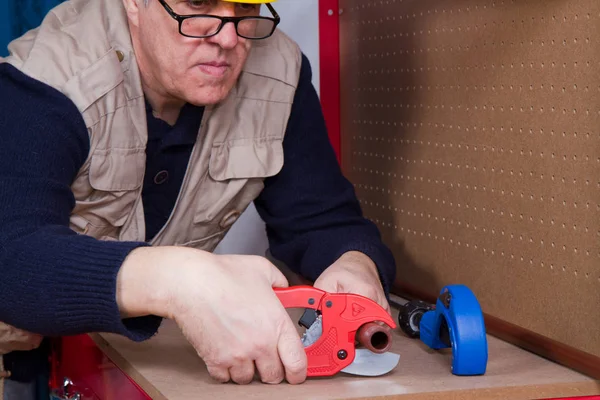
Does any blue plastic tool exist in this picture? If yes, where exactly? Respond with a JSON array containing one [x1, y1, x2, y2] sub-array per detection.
[[398, 284, 488, 376]]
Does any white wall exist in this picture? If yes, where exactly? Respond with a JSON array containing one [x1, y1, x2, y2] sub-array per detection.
[[273, 0, 320, 96], [214, 0, 320, 256]]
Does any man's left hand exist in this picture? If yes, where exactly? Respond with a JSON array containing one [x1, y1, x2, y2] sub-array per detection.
[[313, 251, 391, 315]]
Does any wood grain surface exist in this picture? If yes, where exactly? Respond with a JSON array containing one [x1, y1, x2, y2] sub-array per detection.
[[91, 303, 600, 400]]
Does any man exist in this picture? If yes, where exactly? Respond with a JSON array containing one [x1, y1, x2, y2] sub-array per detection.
[[0, 0, 396, 396]]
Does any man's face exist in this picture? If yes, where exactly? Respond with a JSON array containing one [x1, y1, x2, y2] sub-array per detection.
[[129, 0, 260, 106]]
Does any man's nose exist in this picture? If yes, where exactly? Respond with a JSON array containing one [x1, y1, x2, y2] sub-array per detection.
[[208, 3, 240, 49], [209, 20, 239, 49]]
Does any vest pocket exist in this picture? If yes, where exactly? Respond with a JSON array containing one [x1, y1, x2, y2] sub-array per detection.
[[173, 137, 284, 251], [89, 149, 145, 191], [70, 149, 144, 240], [208, 136, 284, 181], [202, 135, 284, 221], [178, 229, 226, 251], [69, 213, 132, 240]]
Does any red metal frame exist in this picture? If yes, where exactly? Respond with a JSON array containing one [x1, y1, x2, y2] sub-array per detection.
[[318, 0, 341, 163], [50, 335, 152, 399], [562, 398, 600, 400]]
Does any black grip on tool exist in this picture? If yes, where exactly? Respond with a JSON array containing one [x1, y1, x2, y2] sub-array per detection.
[[299, 309, 318, 329], [398, 300, 434, 338]]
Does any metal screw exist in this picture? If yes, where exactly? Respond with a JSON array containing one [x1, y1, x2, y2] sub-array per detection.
[[326, 300, 333, 308], [328, 9, 334, 16], [308, 298, 315, 305], [439, 290, 452, 308], [63, 377, 73, 396], [337, 350, 348, 360]]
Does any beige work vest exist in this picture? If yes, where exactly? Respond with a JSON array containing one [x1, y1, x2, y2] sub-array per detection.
[[0, 0, 301, 370]]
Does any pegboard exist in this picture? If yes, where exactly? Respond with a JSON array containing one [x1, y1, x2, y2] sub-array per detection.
[[338, 0, 600, 368]]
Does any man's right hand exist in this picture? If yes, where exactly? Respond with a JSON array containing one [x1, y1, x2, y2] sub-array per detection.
[[117, 247, 307, 385]]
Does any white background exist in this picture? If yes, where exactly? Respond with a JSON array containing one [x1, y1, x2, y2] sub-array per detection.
[[214, 0, 321, 256]]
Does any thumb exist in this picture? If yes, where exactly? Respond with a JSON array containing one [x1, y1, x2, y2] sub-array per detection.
[[267, 263, 289, 289]]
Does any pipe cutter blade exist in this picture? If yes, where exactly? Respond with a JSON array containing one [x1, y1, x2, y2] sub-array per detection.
[[341, 349, 400, 377]]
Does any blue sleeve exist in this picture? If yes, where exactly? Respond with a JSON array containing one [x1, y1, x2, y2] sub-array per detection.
[[254, 54, 397, 296], [0, 63, 161, 340]]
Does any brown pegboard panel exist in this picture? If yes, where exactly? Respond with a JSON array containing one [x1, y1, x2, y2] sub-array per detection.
[[339, 0, 600, 366]]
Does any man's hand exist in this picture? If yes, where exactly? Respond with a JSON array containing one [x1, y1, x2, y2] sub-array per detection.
[[0, 322, 43, 355], [313, 251, 391, 315], [117, 247, 307, 385]]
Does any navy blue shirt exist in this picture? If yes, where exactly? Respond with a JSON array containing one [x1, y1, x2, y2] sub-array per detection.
[[0, 53, 396, 379], [143, 101, 205, 241]]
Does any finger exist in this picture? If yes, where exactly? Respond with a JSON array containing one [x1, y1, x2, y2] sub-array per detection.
[[228, 360, 256, 385], [277, 323, 307, 384], [377, 295, 391, 315], [207, 365, 231, 384], [384, 300, 392, 315], [255, 351, 285, 384], [11, 341, 40, 351], [267, 263, 289, 289], [9, 335, 43, 351], [313, 277, 339, 293], [29, 334, 43, 348]]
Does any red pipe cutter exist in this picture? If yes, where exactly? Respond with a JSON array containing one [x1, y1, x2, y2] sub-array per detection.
[[274, 285, 400, 377]]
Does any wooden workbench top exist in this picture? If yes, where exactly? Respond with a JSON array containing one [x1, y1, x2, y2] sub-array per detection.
[[91, 296, 600, 400]]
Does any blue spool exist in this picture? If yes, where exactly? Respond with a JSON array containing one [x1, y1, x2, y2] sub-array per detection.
[[419, 284, 488, 376]]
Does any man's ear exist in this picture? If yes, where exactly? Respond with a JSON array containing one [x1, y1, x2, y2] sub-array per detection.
[[122, 0, 142, 27]]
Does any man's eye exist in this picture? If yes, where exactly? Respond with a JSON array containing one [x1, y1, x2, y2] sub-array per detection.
[[236, 3, 260, 13], [187, 0, 213, 8]]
